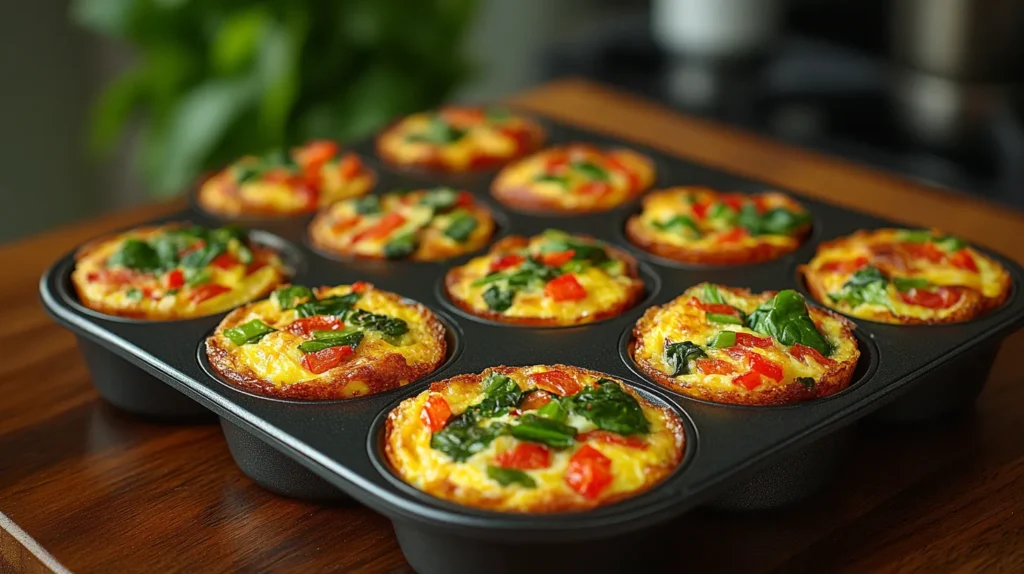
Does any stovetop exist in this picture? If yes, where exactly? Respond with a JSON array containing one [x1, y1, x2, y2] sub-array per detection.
[[542, 15, 1024, 210]]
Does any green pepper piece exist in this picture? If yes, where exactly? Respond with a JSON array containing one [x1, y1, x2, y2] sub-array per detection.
[[893, 277, 933, 292], [707, 312, 743, 325], [272, 285, 314, 310], [509, 414, 577, 448], [536, 397, 568, 422], [487, 466, 536, 488], [444, 211, 478, 242], [224, 319, 277, 346], [572, 161, 610, 181], [383, 233, 418, 260], [707, 331, 737, 348]]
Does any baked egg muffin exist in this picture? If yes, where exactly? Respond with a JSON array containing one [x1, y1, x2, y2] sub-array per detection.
[[444, 230, 645, 326], [632, 283, 859, 406], [800, 228, 1012, 324], [308, 187, 495, 261], [197, 140, 374, 217], [626, 187, 811, 265], [206, 283, 446, 400], [376, 106, 545, 172], [71, 223, 288, 320], [491, 143, 655, 213], [385, 365, 685, 512]]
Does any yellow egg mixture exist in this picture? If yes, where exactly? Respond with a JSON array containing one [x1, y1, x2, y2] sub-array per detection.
[[212, 285, 443, 393], [634, 284, 859, 397], [386, 365, 685, 512]]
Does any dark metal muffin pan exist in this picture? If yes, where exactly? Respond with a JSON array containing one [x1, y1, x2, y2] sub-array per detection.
[[40, 112, 1024, 574]]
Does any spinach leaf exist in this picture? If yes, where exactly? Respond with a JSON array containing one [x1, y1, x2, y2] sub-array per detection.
[[487, 466, 536, 488], [272, 285, 314, 310], [509, 414, 577, 448], [295, 292, 361, 318], [483, 285, 516, 312], [383, 233, 418, 260], [893, 277, 932, 292], [653, 215, 701, 238], [474, 372, 524, 418], [444, 211, 478, 242], [108, 239, 162, 271], [420, 187, 459, 210], [664, 341, 707, 376], [569, 379, 650, 435], [297, 329, 363, 353], [125, 288, 143, 301], [534, 174, 570, 187], [406, 117, 465, 144], [184, 267, 211, 287], [539, 232, 610, 266], [747, 290, 833, 356], [935, 235, 967, 252], [536, 397, 568, 421], [179, 240, 226, 269], [828, 265, 892, 310], [224, 319, 277, 346], [707, 202, 737, 221], [353, 195, 380, 215], [572, 161, 610, 181], [737, 205, 811, 236], [345, 309, 409, 338], [702, 283, 726, 304], [430, 421, 508, 462]]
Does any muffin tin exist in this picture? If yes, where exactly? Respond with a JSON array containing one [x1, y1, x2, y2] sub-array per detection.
[[40, 112, 1024, 574]]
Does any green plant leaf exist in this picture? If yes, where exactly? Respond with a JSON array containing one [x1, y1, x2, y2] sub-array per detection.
[[210, 7, 269, 75], [90, 66, 148, 154], [70, 0, 135, 36]]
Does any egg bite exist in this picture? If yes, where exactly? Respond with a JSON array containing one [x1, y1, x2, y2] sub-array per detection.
[[491, 143, 655, 214], [197, 140, 375, 218], [206, 283, 446, 400], [800, 228, 1012, 325], [375, 106, 545, 173], [385, 365, 685, 513], [632, 283, 860, 406], [71, 223, 289, 320], [308, 187, 496, 262], [626, 187, 812, 265], [444, 230, 645, 326]]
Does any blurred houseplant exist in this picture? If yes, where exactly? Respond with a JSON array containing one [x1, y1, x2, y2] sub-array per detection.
[[72, 0, 478, 195]]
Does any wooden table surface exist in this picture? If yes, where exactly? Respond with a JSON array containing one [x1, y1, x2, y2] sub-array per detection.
[[3, 79, 1023, 573]]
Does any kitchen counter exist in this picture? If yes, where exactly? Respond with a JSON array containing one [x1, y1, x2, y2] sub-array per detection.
[[2, 79, 1023, 573]]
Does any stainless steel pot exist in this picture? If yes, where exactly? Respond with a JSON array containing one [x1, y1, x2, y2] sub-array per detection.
[[891, 0, 1024, 82]]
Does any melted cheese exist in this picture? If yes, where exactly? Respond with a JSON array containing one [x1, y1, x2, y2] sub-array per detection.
[[634, 284, 859, 395], [212, 285, 441, 392], [378, 110, 537, 170], [387, 366, 684, 512]]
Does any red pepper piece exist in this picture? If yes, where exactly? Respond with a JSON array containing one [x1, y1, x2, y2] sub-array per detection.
[[544, 274, 587, 301], [496, 443, 551, 470], [286, 315, 344, 337], [490, 254, 525, 272], [300, 345, 353, 374], [564, 444, 613, 499], [734, 371, 763, 390], [899, 286, 962, 309], [790, 343, 835, 366], [529, 370, 583, 397], [577, 430, 648, 450], [539, 250, 575, 267], [188, 284, 231, 304], [420, 395, 452, 432]]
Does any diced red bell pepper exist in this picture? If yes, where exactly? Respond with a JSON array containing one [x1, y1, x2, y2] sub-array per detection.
[[789, 343, 835, 366], [210, 252, 239, 270], [351, 281, 371, 293], [454, 191, 476, 208], [297, 140, 339, 170], [90, 268, 136, 285], [691, 201, 710, 220], [899, 287, 962, 309], [188, 284, 231, 304], [520, 390, 553, 411], [294, 185, 320, 211], [726, 348, 783, 381], [692, 300, 741, 317], [819, 256, 869, 274], [263, 168, 302, 186], [164, 269, 185, 289], [715, 227, 749, 244], [442, 107, 485, 125], [331, 216, 361, 234], [490, 254, 525, 272], [734, 371, 764, 390], [695, 358, 736, 375], [735, 332, 773, 348], [544, 274, 587, 301], [719, 193, 746, 212], [577, 430, 648, 450], [420, 395, 452, 432], [543, 151, 570, 172], [336, 153, 362, 180], [352, 212, 406, 243], [496, 443, 551, 470], [301, 345, 353, 374], [577, 181, 612, 196], [903, 242, 946, 263], [286, 315, 344, 337], [529, 370, 583, 397], [539, 250, 575, 267], [950, 249, 978, 272], [752, 195, 769, 214], [564, 444, 613, 499], [604, 154, 639, 190], [498, 126, 534, 153]]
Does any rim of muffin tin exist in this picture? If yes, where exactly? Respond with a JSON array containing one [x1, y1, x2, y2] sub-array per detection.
[[303, 193, 514, 267], [432, 259, 663, 330], [612, 200, 823, 271], [364, 369, 702, 532], [195, 304, 465, 405], [54, 227, 308, 325], [616, 313, 882, 411], [786, 229, 1023, 329]]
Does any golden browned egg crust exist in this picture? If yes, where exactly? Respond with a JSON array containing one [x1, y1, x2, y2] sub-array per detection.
[[632, 283, 860, 406], [800, 228, 1011, 324], [308, 188, 495, 262], [206, 283, 446, 400], [626, 187, 811, 265], [386, 365, 685, 512], [376, 106, 545, 172], [197, 140, 375, 218], [444, 230, 645, 326], [491, 143, 655, 213], [71, 223, 288, 320]]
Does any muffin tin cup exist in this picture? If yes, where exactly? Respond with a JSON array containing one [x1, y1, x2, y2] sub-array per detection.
[[39, 111, 1024, 571]]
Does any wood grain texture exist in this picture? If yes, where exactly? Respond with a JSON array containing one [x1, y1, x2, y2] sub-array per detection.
[[1, 80, 1023, 573]]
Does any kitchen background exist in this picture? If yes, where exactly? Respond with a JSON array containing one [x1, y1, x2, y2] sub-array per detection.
[[3, 0, 1022, 243]]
